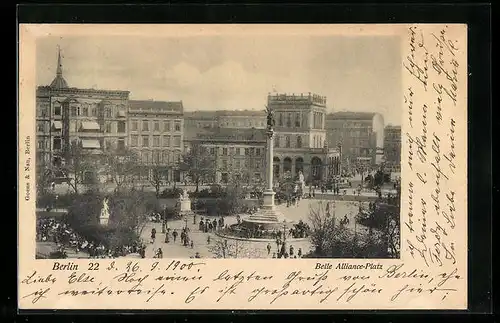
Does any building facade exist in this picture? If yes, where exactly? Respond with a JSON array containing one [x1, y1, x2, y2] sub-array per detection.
[[269, 93, 342, 184], [36, 50, 130, 185], [185, 128, 267, 185], [325, 112, 385, 172], [184, 110, 266, 130], [383, 125, 401, 173], [128, 100, 184, 183]]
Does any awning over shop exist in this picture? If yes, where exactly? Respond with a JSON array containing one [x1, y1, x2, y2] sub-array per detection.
[[52, 121, 62, 130], [81, 139, 101, 149], [81, 121, 101, 131]]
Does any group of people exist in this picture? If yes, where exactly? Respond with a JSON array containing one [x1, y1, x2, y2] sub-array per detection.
[[198, 216, 225, 233], [36, 218, 145, 259], [267, 241, 303, 259]]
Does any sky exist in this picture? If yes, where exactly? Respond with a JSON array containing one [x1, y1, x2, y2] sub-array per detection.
[[36, 34, 402, 125]]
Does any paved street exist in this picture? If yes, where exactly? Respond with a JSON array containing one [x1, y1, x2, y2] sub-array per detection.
[[140, 198, 366, 259]]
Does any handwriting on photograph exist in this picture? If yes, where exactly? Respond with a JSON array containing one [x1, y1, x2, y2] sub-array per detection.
[[20, 261, 462, 306], [403, 25, 461, 269]]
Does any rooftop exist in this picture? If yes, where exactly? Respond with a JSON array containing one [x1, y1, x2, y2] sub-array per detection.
[[184, 110, 266, 118], [189, 127, 267, 142], [326, 112, 379, 121], [129, 100, 183, 113]]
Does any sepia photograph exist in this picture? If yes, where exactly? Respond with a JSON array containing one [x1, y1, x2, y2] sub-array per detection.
[[18, 22, 470, 311], [33, 33, 403, 260]]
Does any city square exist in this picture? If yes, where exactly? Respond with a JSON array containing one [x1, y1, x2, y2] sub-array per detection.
[[35, 35, 401, 260]]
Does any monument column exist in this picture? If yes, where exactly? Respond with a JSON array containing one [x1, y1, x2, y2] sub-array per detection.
[[267, 133, 273, 191], [263, 129, 275, 209]]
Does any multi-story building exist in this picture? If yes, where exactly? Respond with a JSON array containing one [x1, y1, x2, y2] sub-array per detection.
[[36, 49, 130, 185], [185, 127, 267, 185], [128, 100, 184, 183], [184, 110, 266, 130], [184, 111, 218, 129], [217, 110, 266, 129], [269, 93, 342, 184], [383, 125, 401, 173], [325, 112, 385, 172]]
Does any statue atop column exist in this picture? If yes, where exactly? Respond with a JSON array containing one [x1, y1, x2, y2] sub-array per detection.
[[265, 105, 275, 133]]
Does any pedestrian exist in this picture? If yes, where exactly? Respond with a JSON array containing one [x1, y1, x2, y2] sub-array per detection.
[[266, 243, 271, 255], [195, 252, 201, 258], [172, 229, 178, 243], [151, 228, 156, 244], [190, 240, 194, 249], [298, 248, 302, 258], [155, 248, 163, 259], [272, 252, 277, 258], [207, 235, 211, 245], [164, 231, 170, 243], [289, 245, 294, 257]]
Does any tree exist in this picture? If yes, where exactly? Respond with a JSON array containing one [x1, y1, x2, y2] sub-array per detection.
[[308, 201, 397, 258], [180, 143, 215, 192], [60, 143, 100, 194], [148, 161, 170, 199], [208, 238, 246, 258], [110, 189, 156, 237], [102, 148, 140, 194], [308, 201, 337, 255]]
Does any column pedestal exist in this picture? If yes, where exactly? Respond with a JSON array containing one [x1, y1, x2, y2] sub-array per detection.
[[241, 128, 287, 229]]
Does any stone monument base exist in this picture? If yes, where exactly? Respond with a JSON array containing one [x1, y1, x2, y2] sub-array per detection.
[[241, 190, 290, 230]]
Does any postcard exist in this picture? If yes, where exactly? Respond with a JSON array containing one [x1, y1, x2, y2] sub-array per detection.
[[18, 24, 467, 310]]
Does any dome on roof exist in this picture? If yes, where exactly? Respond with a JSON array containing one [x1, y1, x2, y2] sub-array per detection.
[[50, 75, 69, 89], [49, 46, 69, 89]]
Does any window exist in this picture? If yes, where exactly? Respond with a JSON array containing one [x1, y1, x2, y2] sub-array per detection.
[[164, 121, 171, 132], [142, 151, 150, 164], [142, 120, 149, 131], [70, 106, 77, 117], [295, 113, 301, 127], [142, 136, 149, 147], [154, 121, 160, 132], [174, 121, 181, 132], [255, 160, 261, 169], [105, 122, 112, 133], [163, 136, 170, 147], [173, 136, 181, 147], [153, 136, 160, 147], [230, 147, 235, 155], [106, 107, 112, 118], [245, 148, 250, 156], [53, 137, 61, 150], [285, 136, 291, 148], [240, 148, 245, 156], [223, 147, 228, 155], [235, 160, 241, 168], [131, 135, 138, 147], [118, 121, 126, 133], [222, 159, 228, 169], [91, 107, 97, 117], [255, 148, 261, 156], [274, 136, 280, 148], [54, 105, 61, 116], [131, 120, 138, 131], [117, 139, 125, 151], [210, 148, 215, 155], [162, 151, 169, 163], [278, 113, 283, 126], [153, 151, 160, 164], [37, 122, 45, 132], [250, 147, 255, 156], [37, 140, 45, 150], [287, 113, 292, 127], [296, 136, 302, 148]]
